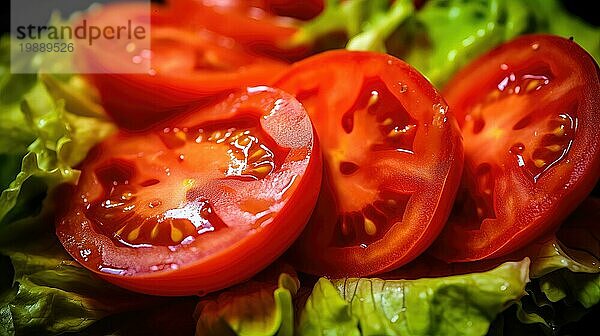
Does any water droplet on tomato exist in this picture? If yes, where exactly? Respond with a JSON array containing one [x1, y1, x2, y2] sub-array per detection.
[[79, 249, 92, 262], [531, 43, 540, 50], [99, 266, 127, 275], [359, 243, 368, 249], [368, 90, 379, 107], [399, 83, 408, 93], [509, 143, 525, 154], [149, 199, 161, 208]]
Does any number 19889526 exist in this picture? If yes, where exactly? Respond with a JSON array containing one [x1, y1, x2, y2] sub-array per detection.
[[19, 42, 74, 53]]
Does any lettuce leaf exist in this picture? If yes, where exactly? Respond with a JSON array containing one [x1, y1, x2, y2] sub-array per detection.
[[526, 236, 599, 310], [296, 0, 600, 87], [0, 58, 115, 244], [299, 259, 530, 336], [0, 30, 126, 335], [194, 272, 299, 336], [488, 198, 600, 334], [0, 235, 162, 335]]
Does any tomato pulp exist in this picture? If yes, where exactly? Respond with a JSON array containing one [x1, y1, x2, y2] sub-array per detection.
[[275, 50, 464, 277], [430, 34, 600, 262], [56, 87, 321, 296]]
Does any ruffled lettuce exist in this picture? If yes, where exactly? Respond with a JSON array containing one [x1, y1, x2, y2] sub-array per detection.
[[0, 234, 164, 335], [294, 0, 600, 87], [194, 271, 299, 336], [0, 31, 127, 335], [504, 198, 600, 333], [298, 259, 530, 336]]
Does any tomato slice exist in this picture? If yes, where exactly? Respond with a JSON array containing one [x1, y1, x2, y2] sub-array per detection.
[[166, 0, 308, 61], [74, 3, 288, 130], [430, 34, 600, 262], [56, 87, 321, 296], [274, 50, 463, 277]]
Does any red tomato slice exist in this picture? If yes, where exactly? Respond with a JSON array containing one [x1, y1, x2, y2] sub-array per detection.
[[388, 196, 600, 282], [166, 0, 307, 61], [274, 50, 464, 277], [430, 34, 600, 262], [74, 3, 288, 130], [56, 87, 321, 296]]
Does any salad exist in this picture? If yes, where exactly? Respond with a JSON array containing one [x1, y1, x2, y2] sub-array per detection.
[[1, 0, 599, 335]]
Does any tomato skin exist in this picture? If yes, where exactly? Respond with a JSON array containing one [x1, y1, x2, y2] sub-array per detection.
[[382, 197, 600, 280], [274, 50, 464, 277], [75, 3, 288, 130], [56, 87, 321, 296], [430, 34, 600, 262]]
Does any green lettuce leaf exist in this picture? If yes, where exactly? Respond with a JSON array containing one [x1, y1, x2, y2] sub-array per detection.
[[384, 0, 599, 87], [291, 0, 391, 48], [491, 198, 600, 334], [525, 235, 599, 311], [0, 72, 115, 244], [0, 36, 37, 190], [295, 0, 600, 87], [0, 28, 120, 335], [0, 87, 115, 244], [526, 198, 600, 307], [194, 272, 299, 336], [0, 234, 164, 336], [299, 259, 530, 336]]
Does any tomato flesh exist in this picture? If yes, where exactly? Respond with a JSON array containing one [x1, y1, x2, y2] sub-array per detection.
[[56, 87, 321, 295], [430, 34, 600, 262], [274, 50, 463, 277], [88, 122, 279, 248]]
